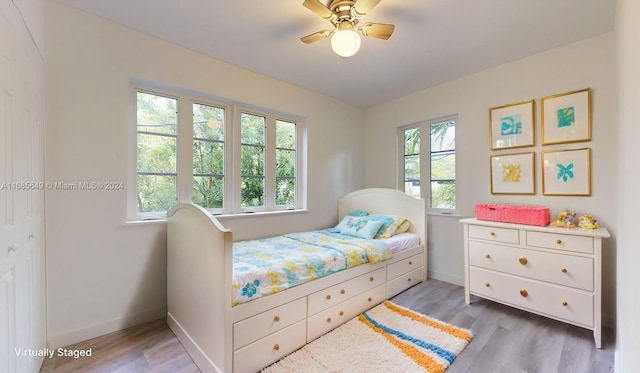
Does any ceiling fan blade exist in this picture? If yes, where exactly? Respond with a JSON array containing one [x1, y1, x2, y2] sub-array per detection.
[[353, 0, 382, 17], [300, 30, 332, 44], [361, 22, 395, 40], [303, 0, 334, 20]]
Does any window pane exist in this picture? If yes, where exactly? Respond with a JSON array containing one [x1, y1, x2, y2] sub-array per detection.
[[404, 154, 420, 180], [193, 140, 224, 175], [193, 103, 224, 141], [430, 121, 455, 152], [137, 92, 177, 135], [193, 176, 223, 209], [241, 145, 264, 177], [276, 149, 295, 177], [137, 175, 176, 213], [276, 178, 295, 205], [276, 120, 296, 149], [431, 180, 455, 209], [241, 177, 264, 207], [404, 181, 421, 199], [404, 128, 420, 155], [137, 133, 176, 173], [430, 152, 455, 180], [241, 113, 265, 145]]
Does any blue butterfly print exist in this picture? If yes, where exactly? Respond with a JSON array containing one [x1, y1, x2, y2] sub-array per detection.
[[556, 163, 574, 182]]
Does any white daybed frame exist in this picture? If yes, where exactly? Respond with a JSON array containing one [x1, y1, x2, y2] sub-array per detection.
[[167, 188, 426, 373]]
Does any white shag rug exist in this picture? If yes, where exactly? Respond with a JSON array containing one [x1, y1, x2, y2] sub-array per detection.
[[262, 301, 472, 373]]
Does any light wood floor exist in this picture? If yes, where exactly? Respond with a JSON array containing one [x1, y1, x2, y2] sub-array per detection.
[[40, 279, 615, 372]]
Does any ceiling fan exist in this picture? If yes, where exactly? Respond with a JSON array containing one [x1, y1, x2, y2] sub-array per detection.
[[300, 0, 395, 57]]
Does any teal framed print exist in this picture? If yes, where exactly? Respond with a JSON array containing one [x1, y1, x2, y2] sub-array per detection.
[[490, 100, 535, 150], [542, 88, 591, 145]]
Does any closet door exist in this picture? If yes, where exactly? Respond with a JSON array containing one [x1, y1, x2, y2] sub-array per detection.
[[0, 0, 46, 372]]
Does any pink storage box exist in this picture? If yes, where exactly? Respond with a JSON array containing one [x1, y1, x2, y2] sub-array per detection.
[[475, 204, 550, 226]]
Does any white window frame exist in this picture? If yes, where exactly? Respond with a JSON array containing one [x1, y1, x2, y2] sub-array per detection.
[[398, 114, 457, 213], [127, 84, 305, 221], [234, 107, 303, 213]]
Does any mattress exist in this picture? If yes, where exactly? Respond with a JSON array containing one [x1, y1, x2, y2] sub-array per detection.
[[383, 232, 420, 254], [231, 230, 419, 306]]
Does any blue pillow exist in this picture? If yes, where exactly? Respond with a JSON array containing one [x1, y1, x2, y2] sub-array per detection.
[[329, 210, 369, 232], [340, 217, 384, 239]]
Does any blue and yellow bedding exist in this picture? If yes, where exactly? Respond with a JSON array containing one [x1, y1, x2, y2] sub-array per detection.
[[232, 230, 392, 306]]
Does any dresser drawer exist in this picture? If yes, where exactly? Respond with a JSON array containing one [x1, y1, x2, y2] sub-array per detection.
[[468, 225, 519, 244], [307, 284, 386, 342], [387, 252, 423, 280], [469, 241, 593, 291], [233, 320, 306, 373], [526, 231, 593, 254], [308, 267, 385, 316], [469, 267, 594, 327], [233, 297, 306, 349], [387, 267, 423, 298]]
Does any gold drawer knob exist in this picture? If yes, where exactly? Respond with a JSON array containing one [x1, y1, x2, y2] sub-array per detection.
[[273, 344, 280, 351], [520, 289, 528, 297], [368, 297, 372, 302], [407, 278, 412, 282], [326, 317, 332, 323], [518, 256, 528, 265], [485, 254, 491, 259], [485, 282, 490, 287], [556, 239, 562, 244], [369, 276, 374, 282], [561, 268, 568, 273], [339, 311, 344, 316], [326, 294, 331, 300], [409, 261, 413, 265], [562, 301, 568, 307], [340, 289, 345, 294], [490, 232, 496, 236], [273, 315, 280, 322]]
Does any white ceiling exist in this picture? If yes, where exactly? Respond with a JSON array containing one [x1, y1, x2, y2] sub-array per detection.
[[53, 0, 616, 108]]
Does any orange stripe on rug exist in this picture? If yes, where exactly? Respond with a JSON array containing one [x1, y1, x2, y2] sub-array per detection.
[[383, 301, 472, 342], [358, 313, 447, 373]]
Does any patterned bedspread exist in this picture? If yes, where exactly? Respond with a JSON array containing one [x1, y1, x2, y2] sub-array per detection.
[[232, 230, 392, 306]]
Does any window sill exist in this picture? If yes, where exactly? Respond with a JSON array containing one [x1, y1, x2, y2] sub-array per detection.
[[427, 211, 462, 219], [122, 208, 309, 226]]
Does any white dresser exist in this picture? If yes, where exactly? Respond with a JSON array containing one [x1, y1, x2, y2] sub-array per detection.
[[460, 218, 610, 347]]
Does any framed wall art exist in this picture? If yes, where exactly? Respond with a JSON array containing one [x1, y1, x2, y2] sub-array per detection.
[[542, 148, 591, 196], [542, 88, 591, 145], [489, 100, 535, 150], [490, 152, 535, 194]]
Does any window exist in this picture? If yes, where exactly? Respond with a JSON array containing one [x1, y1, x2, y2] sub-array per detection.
[[131, 86, 303, 220], [240, 112, 266, 207], [192, 102, 226, 210], [275, 120, 296, 206], [136, 91, 178, 215], [400, 116, 456, 211]]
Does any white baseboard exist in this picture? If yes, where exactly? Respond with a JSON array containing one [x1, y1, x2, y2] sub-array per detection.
[[47, 305, 167, 349], [167, 312, 221, 373], [427, 269, 464, 287]]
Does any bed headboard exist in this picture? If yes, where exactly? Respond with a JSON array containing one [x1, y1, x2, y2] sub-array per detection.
[[338, 188, 426, 245]]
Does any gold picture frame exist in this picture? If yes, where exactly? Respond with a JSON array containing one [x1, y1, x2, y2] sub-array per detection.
[[542, 88, 591, 145], [542, 148, 591, 196], [490, 152, 535, 195], [489, 100, 535, 150]]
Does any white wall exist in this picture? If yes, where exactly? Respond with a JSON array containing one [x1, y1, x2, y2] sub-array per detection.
[[615, 0, 640, 370], [363, 33, 618, 323], [44, 2, 364, 347]]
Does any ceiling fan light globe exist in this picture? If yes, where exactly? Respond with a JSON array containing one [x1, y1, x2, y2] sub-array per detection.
[[331, 29, 361, 57]]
